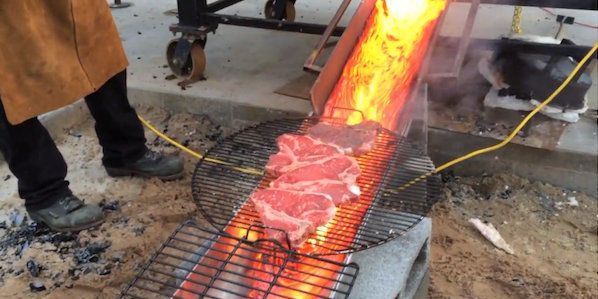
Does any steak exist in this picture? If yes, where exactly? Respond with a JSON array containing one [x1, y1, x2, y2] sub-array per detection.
[[270, 179, 360, 206], [265, 134, 342, 176], [306, 120, 381, 155], [250, 189, 336, 247], [269, 155, 361, 205], [270, 155, 361, 186]]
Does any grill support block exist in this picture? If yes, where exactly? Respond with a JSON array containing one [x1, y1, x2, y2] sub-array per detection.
[[345, 217, 431, 299]]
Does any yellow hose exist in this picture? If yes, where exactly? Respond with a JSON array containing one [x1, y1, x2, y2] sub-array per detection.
[[436, 42, 597, 172], [137, 116, 264, 176], [511, 6, 523, 34], [139, 43, 597, 192]]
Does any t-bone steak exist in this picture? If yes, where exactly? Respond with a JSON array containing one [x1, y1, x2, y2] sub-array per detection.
[[249, 189, 336, 247], [270, 155, 360, 186], [270, 179, 360, 206], [269, 155, 361, 205], [265, 134, 342, 176], [306, 120, 382, 155]]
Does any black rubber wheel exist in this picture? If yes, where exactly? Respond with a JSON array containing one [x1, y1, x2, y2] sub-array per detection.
[[166, 38, 206, 81], [264, 0, 296, 21]]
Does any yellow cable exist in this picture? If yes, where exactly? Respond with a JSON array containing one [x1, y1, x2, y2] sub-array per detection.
[[395, 42, 598, 191], [511, 6, 523, 34], [137, 116, 264, 176]]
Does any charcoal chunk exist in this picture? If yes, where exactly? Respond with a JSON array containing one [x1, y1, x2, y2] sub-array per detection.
[[74, 241, 111, 264]]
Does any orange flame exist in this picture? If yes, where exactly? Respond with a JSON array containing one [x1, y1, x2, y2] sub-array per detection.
[[324, 0, 447, 130]]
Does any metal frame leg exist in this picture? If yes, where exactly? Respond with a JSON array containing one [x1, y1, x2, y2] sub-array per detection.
[[169, 0, 211, 75], [428, 0, 479, 79], [304, 0, 354, 73], [274, 0, 287, 19], [177, 0, 204, 27]]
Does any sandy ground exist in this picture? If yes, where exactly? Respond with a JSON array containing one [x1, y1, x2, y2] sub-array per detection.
[[430, 174, 598, 299], [0, 108, 596, 298]]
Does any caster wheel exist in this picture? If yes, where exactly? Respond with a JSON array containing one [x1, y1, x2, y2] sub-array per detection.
[[264, 0, 296, 21], [110, 1, 132, 9], [166, 38, 206, 81]]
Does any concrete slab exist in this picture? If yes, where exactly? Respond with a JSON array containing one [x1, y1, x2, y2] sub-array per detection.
[[556, 116, 598, 155]]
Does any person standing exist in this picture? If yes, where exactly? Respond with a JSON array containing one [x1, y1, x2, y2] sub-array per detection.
[[0, 1, 183, 232]]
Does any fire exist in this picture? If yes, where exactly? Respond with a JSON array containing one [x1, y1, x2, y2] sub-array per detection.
[[324, 0, 447, 130]]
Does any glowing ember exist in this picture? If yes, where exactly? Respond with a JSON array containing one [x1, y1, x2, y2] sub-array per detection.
[[324, 0, 447, 130]]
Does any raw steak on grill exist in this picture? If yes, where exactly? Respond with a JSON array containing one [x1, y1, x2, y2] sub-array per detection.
[[269, 155, 361, 205], [270, 155, 361, 186], [265, 134, 342, 176], [250, 189, 336, 247], [270, 178, 360, 206], [306, 120, 381, 155]]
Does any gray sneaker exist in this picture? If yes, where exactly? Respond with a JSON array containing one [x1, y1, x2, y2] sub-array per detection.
[[27, 195, 104, 232], [105, 150, 184, 180]]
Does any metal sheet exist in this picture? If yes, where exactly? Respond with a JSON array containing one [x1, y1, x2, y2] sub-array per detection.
[[309, 0, 377, 116], [309, 0, 451, 137]]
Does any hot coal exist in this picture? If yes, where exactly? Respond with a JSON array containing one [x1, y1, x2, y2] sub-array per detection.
[[29, 281, 46, 292]]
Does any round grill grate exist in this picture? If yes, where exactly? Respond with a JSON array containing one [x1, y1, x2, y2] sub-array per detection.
[[192, 117, 440, 255]]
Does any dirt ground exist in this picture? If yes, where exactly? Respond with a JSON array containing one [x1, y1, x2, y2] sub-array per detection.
[[0, 106, 231, 299], [430, 174, 598, 299], [0, 107, 596, 298]]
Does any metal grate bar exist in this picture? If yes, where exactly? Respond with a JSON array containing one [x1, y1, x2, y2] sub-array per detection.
[[120, 221, 359, 299], [192, 117, 439, 255]]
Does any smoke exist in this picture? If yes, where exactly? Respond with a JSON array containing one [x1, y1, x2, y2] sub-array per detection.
[[427, 38, 493, 113]]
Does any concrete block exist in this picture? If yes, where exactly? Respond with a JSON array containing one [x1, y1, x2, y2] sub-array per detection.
[[345, 218, 432, 299]]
